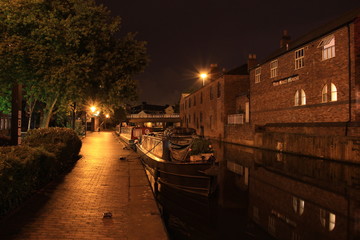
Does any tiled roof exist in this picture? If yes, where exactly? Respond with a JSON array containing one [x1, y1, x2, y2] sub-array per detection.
[[259, 8, 360, 66]]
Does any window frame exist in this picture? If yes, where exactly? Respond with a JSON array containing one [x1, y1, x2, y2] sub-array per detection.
[[319, 35, 335, 60], [255, 67, 261, 83], [295, 48, 305, 70], [270, 59, 278, 78]]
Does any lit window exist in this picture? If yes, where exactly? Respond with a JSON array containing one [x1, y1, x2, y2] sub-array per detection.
[[294, 89, 306, 106], [295, 90, 299, 106], [319, 35, 335, 60], [331, 83, 337, 101], [270, 60, 278, 78], [255, 67, 261, 83], [322, 84, 328, 103], [301, 89, 306, 105], [295, 48, 305, 69], [321, 83, 337, 103], [320, 209, 336, 231], [292, 196, 305, 216]]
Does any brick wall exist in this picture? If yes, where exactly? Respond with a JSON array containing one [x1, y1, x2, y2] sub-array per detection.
[[180, 74, 249, 141], [250, 26, 353, 126], [354, 17, 360, 121]]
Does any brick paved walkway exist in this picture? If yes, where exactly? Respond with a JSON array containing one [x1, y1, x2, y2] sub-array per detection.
[[0, 132, 168, 240]]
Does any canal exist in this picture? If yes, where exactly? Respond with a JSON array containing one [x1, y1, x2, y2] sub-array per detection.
[[150, 141, 360, 240]]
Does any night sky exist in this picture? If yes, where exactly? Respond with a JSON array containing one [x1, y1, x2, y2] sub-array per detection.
[[99, 0, 360, 106]]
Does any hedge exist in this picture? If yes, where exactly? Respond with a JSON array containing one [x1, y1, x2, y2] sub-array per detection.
[[0, 127, 82, 217]]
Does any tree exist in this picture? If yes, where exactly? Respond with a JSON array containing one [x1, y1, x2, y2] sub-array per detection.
[[0, 0, 148, 128]]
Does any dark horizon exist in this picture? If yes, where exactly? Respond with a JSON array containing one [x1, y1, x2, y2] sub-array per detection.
[[99, 0, 360, 106]]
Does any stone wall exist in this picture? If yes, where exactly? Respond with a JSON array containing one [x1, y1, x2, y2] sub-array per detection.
[[254, 131, 360, 163]]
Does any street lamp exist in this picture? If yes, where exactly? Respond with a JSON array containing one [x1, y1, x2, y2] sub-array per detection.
[[200, 73, 207, 86], [90, 106, 96, 113]]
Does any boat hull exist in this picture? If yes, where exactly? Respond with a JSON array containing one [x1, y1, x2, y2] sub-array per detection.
[[136, 143, 216, 197]]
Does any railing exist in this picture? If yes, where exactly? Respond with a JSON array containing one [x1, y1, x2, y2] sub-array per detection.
[[127, 114, 180, 119]]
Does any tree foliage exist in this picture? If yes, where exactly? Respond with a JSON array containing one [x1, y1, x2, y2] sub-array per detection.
[[0, 0, 148, 127]]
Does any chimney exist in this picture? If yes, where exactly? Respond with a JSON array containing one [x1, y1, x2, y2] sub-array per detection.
[[280, 30, 291, 49], [247, 54, 257, 71]]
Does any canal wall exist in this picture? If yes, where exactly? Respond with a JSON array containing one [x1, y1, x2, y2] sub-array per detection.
[[254, 131, 360, 163]]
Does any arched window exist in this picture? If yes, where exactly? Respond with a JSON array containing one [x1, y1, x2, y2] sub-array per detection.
[[301, 89, 306, 105], [331, 83, 337, 101], [292, 196, 305, 216], [322, 84, 328, 103], [294, 90, 299, 106], [294, 89, 306, 106], [320, 209, 336, 231]]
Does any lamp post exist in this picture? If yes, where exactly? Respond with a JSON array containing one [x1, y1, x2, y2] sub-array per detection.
[[105, 114, 110, 130], [90, 106, 97, 131], [200, 73, 207, 87]]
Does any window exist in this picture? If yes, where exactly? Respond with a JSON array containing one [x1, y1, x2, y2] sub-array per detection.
[[320, 209, 336, 231], [200, 92, 203, 104], [200, 112, 203, 122], [322, 84, 328, 103], [228, 114, 244, 124], [331, 83, 337, 101], [268, 216, 276, 235], [255, 67, 261, 83], [210, 86, 213, 100], [319, 35, 335, 60], [193, 96, 196, 106], [294, 89, 306, 106], [217, 82, 221, 98], [270, 60, 278, 78], [295, 48, 305, 69], [321, 83, 337, 103], [292, 197, 305, 216], [189, 98, 191, 108], [301, 89, 306, 105]]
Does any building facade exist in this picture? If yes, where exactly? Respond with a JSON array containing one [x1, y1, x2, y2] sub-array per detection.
[[180, 64, 249, 140], [249, 9, 360, 137]]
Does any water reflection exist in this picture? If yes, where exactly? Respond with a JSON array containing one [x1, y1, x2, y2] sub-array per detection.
[[148, 141, 360, 240]]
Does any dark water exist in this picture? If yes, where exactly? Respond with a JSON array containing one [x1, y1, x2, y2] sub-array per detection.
[[149, 141, 360, 240]]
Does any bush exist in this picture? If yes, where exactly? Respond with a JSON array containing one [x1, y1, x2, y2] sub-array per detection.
[[0, 127, 82, 217], [0, 145, 56, 216], [23, 127, 82, 164]]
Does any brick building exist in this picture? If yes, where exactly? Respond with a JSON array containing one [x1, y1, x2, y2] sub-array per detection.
[[249, 8, 360, 137], [180, 63, 249, 140]]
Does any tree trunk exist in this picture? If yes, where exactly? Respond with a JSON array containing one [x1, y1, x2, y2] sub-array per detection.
[[40, 97, 57, 128], [27, 99, 37, 131]]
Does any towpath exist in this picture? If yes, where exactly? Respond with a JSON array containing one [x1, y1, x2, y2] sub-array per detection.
[[0, 131, 168, 240]]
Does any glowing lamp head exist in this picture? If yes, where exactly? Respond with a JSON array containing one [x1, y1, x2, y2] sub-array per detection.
[[200, 73, 207, 79], [90, 106, 96, 113], [105, 114, 110, 118]]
